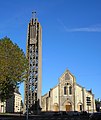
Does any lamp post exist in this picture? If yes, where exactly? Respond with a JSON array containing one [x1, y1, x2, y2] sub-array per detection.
[[26, 86, 29, 120], [26, 76, 30, 120]]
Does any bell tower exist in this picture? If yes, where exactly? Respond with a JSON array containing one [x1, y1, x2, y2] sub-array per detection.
[[24, 12, 42, 114]]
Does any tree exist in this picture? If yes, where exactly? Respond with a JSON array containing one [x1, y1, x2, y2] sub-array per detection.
[[0, 37, 28, 101], [95, 99, 101, 112]]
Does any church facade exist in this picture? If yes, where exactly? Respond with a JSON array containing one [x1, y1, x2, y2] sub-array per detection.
[[41, 69, 96, 112]]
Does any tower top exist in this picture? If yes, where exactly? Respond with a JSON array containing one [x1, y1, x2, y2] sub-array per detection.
[[32, 11, 36, 20]]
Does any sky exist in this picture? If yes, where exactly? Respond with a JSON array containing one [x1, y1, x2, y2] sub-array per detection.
[[0, 0, 101, 102]]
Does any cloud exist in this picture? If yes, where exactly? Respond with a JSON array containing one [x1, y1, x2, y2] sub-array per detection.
[[65, 27, 101, 32], [57, 19, 101, 32]]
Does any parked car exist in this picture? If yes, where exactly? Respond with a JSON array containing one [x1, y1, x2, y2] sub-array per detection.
[[80, 111, 88, 116], [66, 111, 80, 116], [89, 112, 101, 120], [53, 112, 61, 116]]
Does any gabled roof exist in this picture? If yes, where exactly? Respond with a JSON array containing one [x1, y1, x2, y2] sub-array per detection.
[[59, 69, 75, 78], [58, 69, 76, 83]]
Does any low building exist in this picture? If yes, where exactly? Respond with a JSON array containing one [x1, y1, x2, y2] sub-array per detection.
[[42, 69, 96, 113], [6, 87, 22, 113], [0, 100, 6, 113]]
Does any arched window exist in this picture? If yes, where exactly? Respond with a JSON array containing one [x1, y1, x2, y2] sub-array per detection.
[[64, 86, 67, 95], [69, 86, 72, 95]]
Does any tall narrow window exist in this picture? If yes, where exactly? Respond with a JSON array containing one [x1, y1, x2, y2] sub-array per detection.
[[69, 86, 72, 95], [64, 86, 67, 95], [80, 105, 82, 111], [49, 91, 50, 97]]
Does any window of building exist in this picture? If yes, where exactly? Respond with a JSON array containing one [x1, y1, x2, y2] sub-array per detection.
[[49, 91, 50, 97], [64, 86, 67, 95], [80, 105, 82, 111], [69, 86, 72, 95], [86, 97, 91, 106]]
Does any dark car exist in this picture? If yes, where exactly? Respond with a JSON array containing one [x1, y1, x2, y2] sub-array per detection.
[[80, 111, 88, 116], [66, 111, 80, 116], [89, 112, 101, 120]]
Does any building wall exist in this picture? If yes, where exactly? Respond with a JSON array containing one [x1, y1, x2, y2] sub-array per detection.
[[59, 70, 75, 111], [0, 100, 6, 113], [51, 86, 59, 111], [14, 92, 22, 112], [84, 90, 96, 112], [6, 92, 22, 113], [6, 96, 14, 113], [41, 69, 96, 112], [41, 93, 50, 111], [75, 84, 83, 111]]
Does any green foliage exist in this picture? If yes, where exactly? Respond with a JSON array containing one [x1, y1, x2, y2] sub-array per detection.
[[95, 99, 100, 104], [0, 37, 28, 101]]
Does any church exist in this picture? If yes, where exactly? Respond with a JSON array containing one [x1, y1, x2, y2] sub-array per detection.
[[41, 69, 96, 112]]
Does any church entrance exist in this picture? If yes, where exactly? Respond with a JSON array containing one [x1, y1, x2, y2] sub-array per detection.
[[54, 103, 59, 111], [65, 105, 72, 111], [77, 103, 83, 111], [63, 99, 72, 111]]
